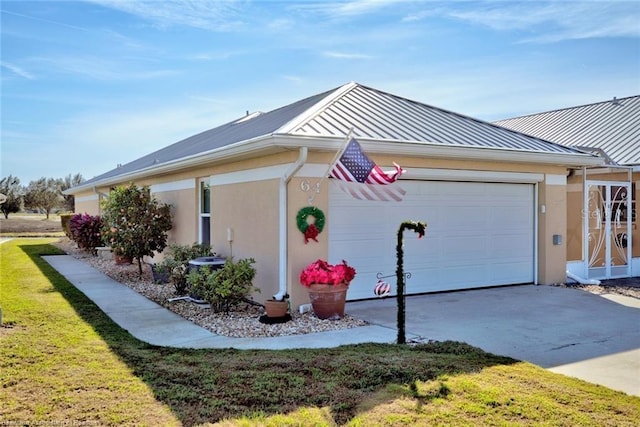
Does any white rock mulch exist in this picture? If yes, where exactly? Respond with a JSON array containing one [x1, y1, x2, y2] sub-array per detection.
[[52, 239, 368, 338]]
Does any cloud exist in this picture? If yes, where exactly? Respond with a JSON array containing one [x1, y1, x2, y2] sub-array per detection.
[[0, 8, 90, 33], [189, 50, 245, 61], [445, 1, 640, 43], [1, 61, 36, 80], [30, 56, 178, 81], [295, 0, 407, 18], [323, 51, 373, 59], [88, 0, 246, 31]]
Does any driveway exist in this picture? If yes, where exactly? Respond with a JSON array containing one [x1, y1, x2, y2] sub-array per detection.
[[346, 285, 640, 396]]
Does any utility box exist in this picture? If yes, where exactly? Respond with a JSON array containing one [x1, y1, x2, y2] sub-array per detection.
[[187, 256, 226, 303], [188, 256, 226, 272]]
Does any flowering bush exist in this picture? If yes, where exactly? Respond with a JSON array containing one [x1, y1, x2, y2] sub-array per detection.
[[69, 213, 103, 255], [299, 259, 356, 287]]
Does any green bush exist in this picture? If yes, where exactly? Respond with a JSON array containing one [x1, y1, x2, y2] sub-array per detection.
[[60, 213, 74, 238], [187, 258, 258, 312], [157, 243, 214, 295]]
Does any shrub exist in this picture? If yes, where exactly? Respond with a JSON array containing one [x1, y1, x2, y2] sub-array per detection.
[[101, 183, 172, 277], [60, 213, 74, 238], [187, 258, 258, 312], [157, 243, 214, 295], [69, 213, 104, 255]]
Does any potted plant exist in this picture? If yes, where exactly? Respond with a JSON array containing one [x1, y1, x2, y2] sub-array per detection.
[[299, 259, 356, 320], [148, 262, 170, 284], [263, 295, 289, 318]]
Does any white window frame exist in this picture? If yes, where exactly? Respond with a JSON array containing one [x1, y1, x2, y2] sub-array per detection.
[[198, 178, 211, 245]]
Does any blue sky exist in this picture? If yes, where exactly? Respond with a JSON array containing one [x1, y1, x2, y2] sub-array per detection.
[[2, 0, 639, 184]]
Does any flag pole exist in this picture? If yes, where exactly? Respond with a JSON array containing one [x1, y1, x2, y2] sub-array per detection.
[[325, 127, 354, 177], [308, 127, 354, 204]]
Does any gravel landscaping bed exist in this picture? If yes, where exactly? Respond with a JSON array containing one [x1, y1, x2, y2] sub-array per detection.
[[52, 239, 368, 338], [556, 282, 640, 299]]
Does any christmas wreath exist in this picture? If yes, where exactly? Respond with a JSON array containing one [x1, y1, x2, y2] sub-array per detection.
[[296, 206, 325, 244]]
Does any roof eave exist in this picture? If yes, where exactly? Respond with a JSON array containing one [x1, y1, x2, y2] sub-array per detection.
[[274, 135, 605, 168], [66, 134, 279, 194], [66, 135, 603, 195]]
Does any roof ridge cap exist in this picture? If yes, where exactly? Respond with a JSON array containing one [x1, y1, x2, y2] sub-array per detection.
[[275, 82, 358, 135]]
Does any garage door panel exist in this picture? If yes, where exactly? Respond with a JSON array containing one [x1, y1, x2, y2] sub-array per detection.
[[490, 261, 534, 283], [329, 180, 534, 299], [490, 234, 533, 257], [440, 235, 487, 258]]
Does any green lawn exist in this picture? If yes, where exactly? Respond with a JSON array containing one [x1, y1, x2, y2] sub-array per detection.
[[1, 239, 638, 426]]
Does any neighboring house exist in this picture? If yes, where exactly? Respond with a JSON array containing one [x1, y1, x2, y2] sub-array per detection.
[[495, 95, 640, 280], [67, 82, 602, 308]]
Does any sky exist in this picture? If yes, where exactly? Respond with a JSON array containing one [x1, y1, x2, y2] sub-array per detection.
[[2, 0, 639, 185]]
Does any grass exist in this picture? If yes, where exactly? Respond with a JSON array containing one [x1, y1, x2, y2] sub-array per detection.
[[1, 239, 639, 426]]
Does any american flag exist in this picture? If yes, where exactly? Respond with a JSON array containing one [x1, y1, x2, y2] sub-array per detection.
[[329, 138, 406, 201]]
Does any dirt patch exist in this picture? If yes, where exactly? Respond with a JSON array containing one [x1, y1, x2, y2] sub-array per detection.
[[0, 215, 65, 235]]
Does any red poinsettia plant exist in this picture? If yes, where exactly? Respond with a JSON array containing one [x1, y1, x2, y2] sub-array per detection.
[[299, 259, 356, 287]]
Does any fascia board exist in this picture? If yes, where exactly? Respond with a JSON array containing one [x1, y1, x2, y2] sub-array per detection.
[[66, 134, 603, 195], [272, 135, 605, 167], [66, 134, 279, 194]]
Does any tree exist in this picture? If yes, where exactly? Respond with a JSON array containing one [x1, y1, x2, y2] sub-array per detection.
[[101, 183, 173, 276], [0, 175, 22, 219], [60, 173, 84, 212], [23, 177, 62, 219]]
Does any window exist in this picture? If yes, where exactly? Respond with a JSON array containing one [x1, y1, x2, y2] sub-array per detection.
[[199, 179, 211, 245]]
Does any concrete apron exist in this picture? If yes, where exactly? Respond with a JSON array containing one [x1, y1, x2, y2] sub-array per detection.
[[346, 285, 640, 397]]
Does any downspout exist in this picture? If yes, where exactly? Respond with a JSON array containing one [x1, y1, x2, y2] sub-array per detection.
[[274, 147, 308, 300]]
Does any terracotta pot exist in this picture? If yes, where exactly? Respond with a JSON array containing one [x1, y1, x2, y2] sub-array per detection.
[[264, 299, 288, 318], [308, 283, 348, 320], [115, 254, 133, 265]]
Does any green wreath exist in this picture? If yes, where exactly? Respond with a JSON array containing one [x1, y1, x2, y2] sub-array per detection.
[[296, 206, 324, 243], [297, 206, 325, 234]]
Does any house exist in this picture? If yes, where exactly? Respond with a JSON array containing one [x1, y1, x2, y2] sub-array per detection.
[[67, 82, 603, 308], [495, 95, 640, 281]]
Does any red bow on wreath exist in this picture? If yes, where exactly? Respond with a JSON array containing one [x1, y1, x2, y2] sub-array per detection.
[[304, 223, 320, 244]]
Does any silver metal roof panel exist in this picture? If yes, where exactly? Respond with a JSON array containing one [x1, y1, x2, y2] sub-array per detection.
[[285, 83, 581, 155], [494, 95, 640, 165]]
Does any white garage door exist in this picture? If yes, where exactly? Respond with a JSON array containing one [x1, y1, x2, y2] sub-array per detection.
[[328, 180, 535, 300]]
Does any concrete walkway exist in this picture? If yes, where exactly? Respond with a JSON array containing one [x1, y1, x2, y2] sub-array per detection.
[[42, 255, 400, 350]]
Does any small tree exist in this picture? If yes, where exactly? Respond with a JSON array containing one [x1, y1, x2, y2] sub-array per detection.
[[0, 175, 22, 219], [101, 183, 172, 276], [24, 177, 62, 219]]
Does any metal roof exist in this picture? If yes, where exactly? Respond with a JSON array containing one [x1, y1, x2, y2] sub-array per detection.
[[283, 83, 582, 155], [81, 87, 335, 186], [78, 82, 597, 189], [494, 95, 640, 166]]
